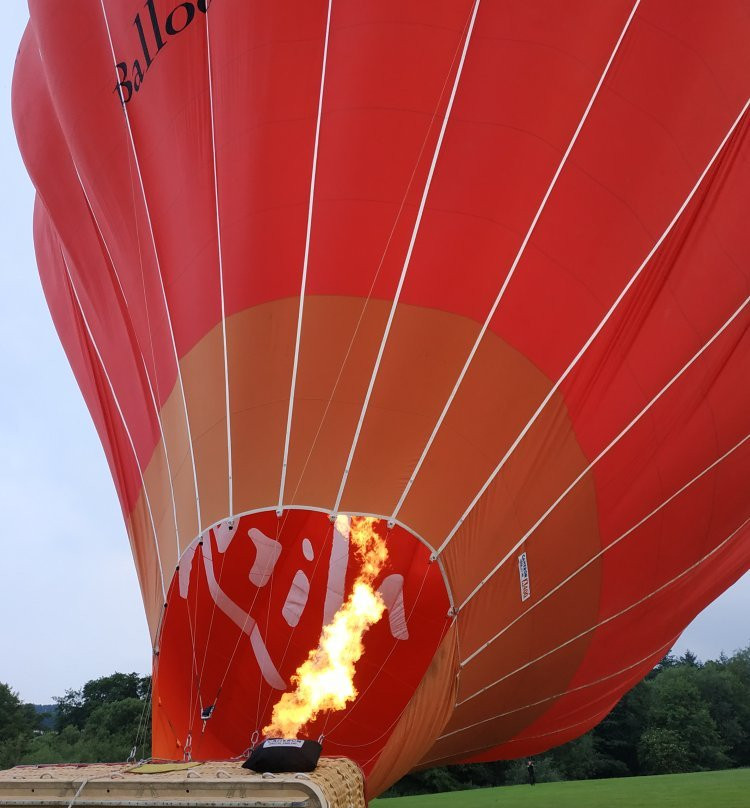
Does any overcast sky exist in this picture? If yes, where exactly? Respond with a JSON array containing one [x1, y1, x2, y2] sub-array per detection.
[[1, 5, 748, 705]]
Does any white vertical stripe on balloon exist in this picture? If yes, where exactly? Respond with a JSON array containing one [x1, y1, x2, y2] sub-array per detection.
[[427, 636, 674, 749], [278, 10, 475, 513], [205, 9, 233, 520], [70, 163, 182, 559], [457, 293, 750, 613], [332, 0, 482, 517], [455, 513, 750, 709], [434, 96, 750, 561], [277, 0, 334, 515], [388, 0, 642, 526], [99, 0, 203, 537], [459, 427, 750, 668], [60, 245, 167, 603]]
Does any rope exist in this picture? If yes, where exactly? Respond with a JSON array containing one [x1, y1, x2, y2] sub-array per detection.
[[184, 539, 205, 738], [180, 0, 482, 744], [240, 0, 481, 741], [281, 0, 475, 512], [457, 513, 750, 711], [433, 96, 750, 562], [350, 617, 455, 774], [331, 0, 482, 517], [131, 674, 153, 762], [99, 0, 203, 534], [204, 2, 234, 519], [194, 528, 230, 731], [387, 0, 643, 529], [459, 426, 750, 672], [255, 518, 335, 732], [278, 0, 334, 512], [59, 254, 166, 601], [121, 135, 182, 562], [323, 556, 433, 740], [65, 779, 88, 808]]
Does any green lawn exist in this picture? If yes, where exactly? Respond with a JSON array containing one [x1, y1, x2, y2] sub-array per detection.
[[372, 769, 750, 808]]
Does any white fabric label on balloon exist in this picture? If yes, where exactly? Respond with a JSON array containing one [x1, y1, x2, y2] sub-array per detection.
[[518, 552, 531, 602]]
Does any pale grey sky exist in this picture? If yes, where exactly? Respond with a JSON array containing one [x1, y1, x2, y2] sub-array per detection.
[[2, 5, 151, 704], [1, 5, 747, 704]]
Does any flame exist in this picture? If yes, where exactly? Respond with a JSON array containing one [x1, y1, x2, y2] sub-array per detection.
[[262, 515, 388, 738]]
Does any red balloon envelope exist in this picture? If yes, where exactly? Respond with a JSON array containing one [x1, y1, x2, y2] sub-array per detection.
[[13, 0, 750, 796]]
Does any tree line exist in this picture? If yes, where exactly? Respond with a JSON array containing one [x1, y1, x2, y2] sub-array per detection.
[[1, 645, 749, 795], [0, 673, 151, 770], [385, 646, 750, 795]]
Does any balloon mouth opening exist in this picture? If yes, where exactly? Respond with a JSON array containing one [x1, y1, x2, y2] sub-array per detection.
[[154, 508, 450, 767]]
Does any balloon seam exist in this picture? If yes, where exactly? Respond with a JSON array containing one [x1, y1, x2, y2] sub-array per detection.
[[456, 426, 750, 674], [457, 291, 750, 615], [388, 0, 642, 526], [331, 0, 482, 517], [277, 0, 334, 515], [429, 636, 673, 750], [455, 512, 750, 709], [435, 96, 750, 561], [60, 245, 167, 603], [71, 163, 183, 559], [99, 0, 203, 536], [205, 8, 233, 520]]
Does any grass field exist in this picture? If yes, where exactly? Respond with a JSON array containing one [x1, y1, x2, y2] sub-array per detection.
[[372, 768, 750, 807]]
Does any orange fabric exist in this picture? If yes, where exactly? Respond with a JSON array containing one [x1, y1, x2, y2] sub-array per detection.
[[367, 623, 459, 798]]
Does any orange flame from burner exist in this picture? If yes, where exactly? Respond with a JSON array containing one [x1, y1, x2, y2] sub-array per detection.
[[263, 515, 388, 738]]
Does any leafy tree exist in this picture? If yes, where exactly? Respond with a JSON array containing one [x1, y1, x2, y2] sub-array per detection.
[[21, 725, 85, 765], [54, 673, 149, 731], [695, 661, 748, 763], [590, 680, 650, 776], [723, 646, 750, 764], [0, 673, 152, 768], [6, 643, 750, 785], [638, 728, 691, 773], [0, 683, 40, 769], [83, 699, 150, 761], [679, 649, 701, 668], [648, 651, 679, 678], [550, 732, 617, 780], [642, 665, 729, 771]]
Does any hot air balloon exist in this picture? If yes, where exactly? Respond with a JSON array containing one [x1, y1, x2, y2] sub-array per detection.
[[12, 0, 750, 797]]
